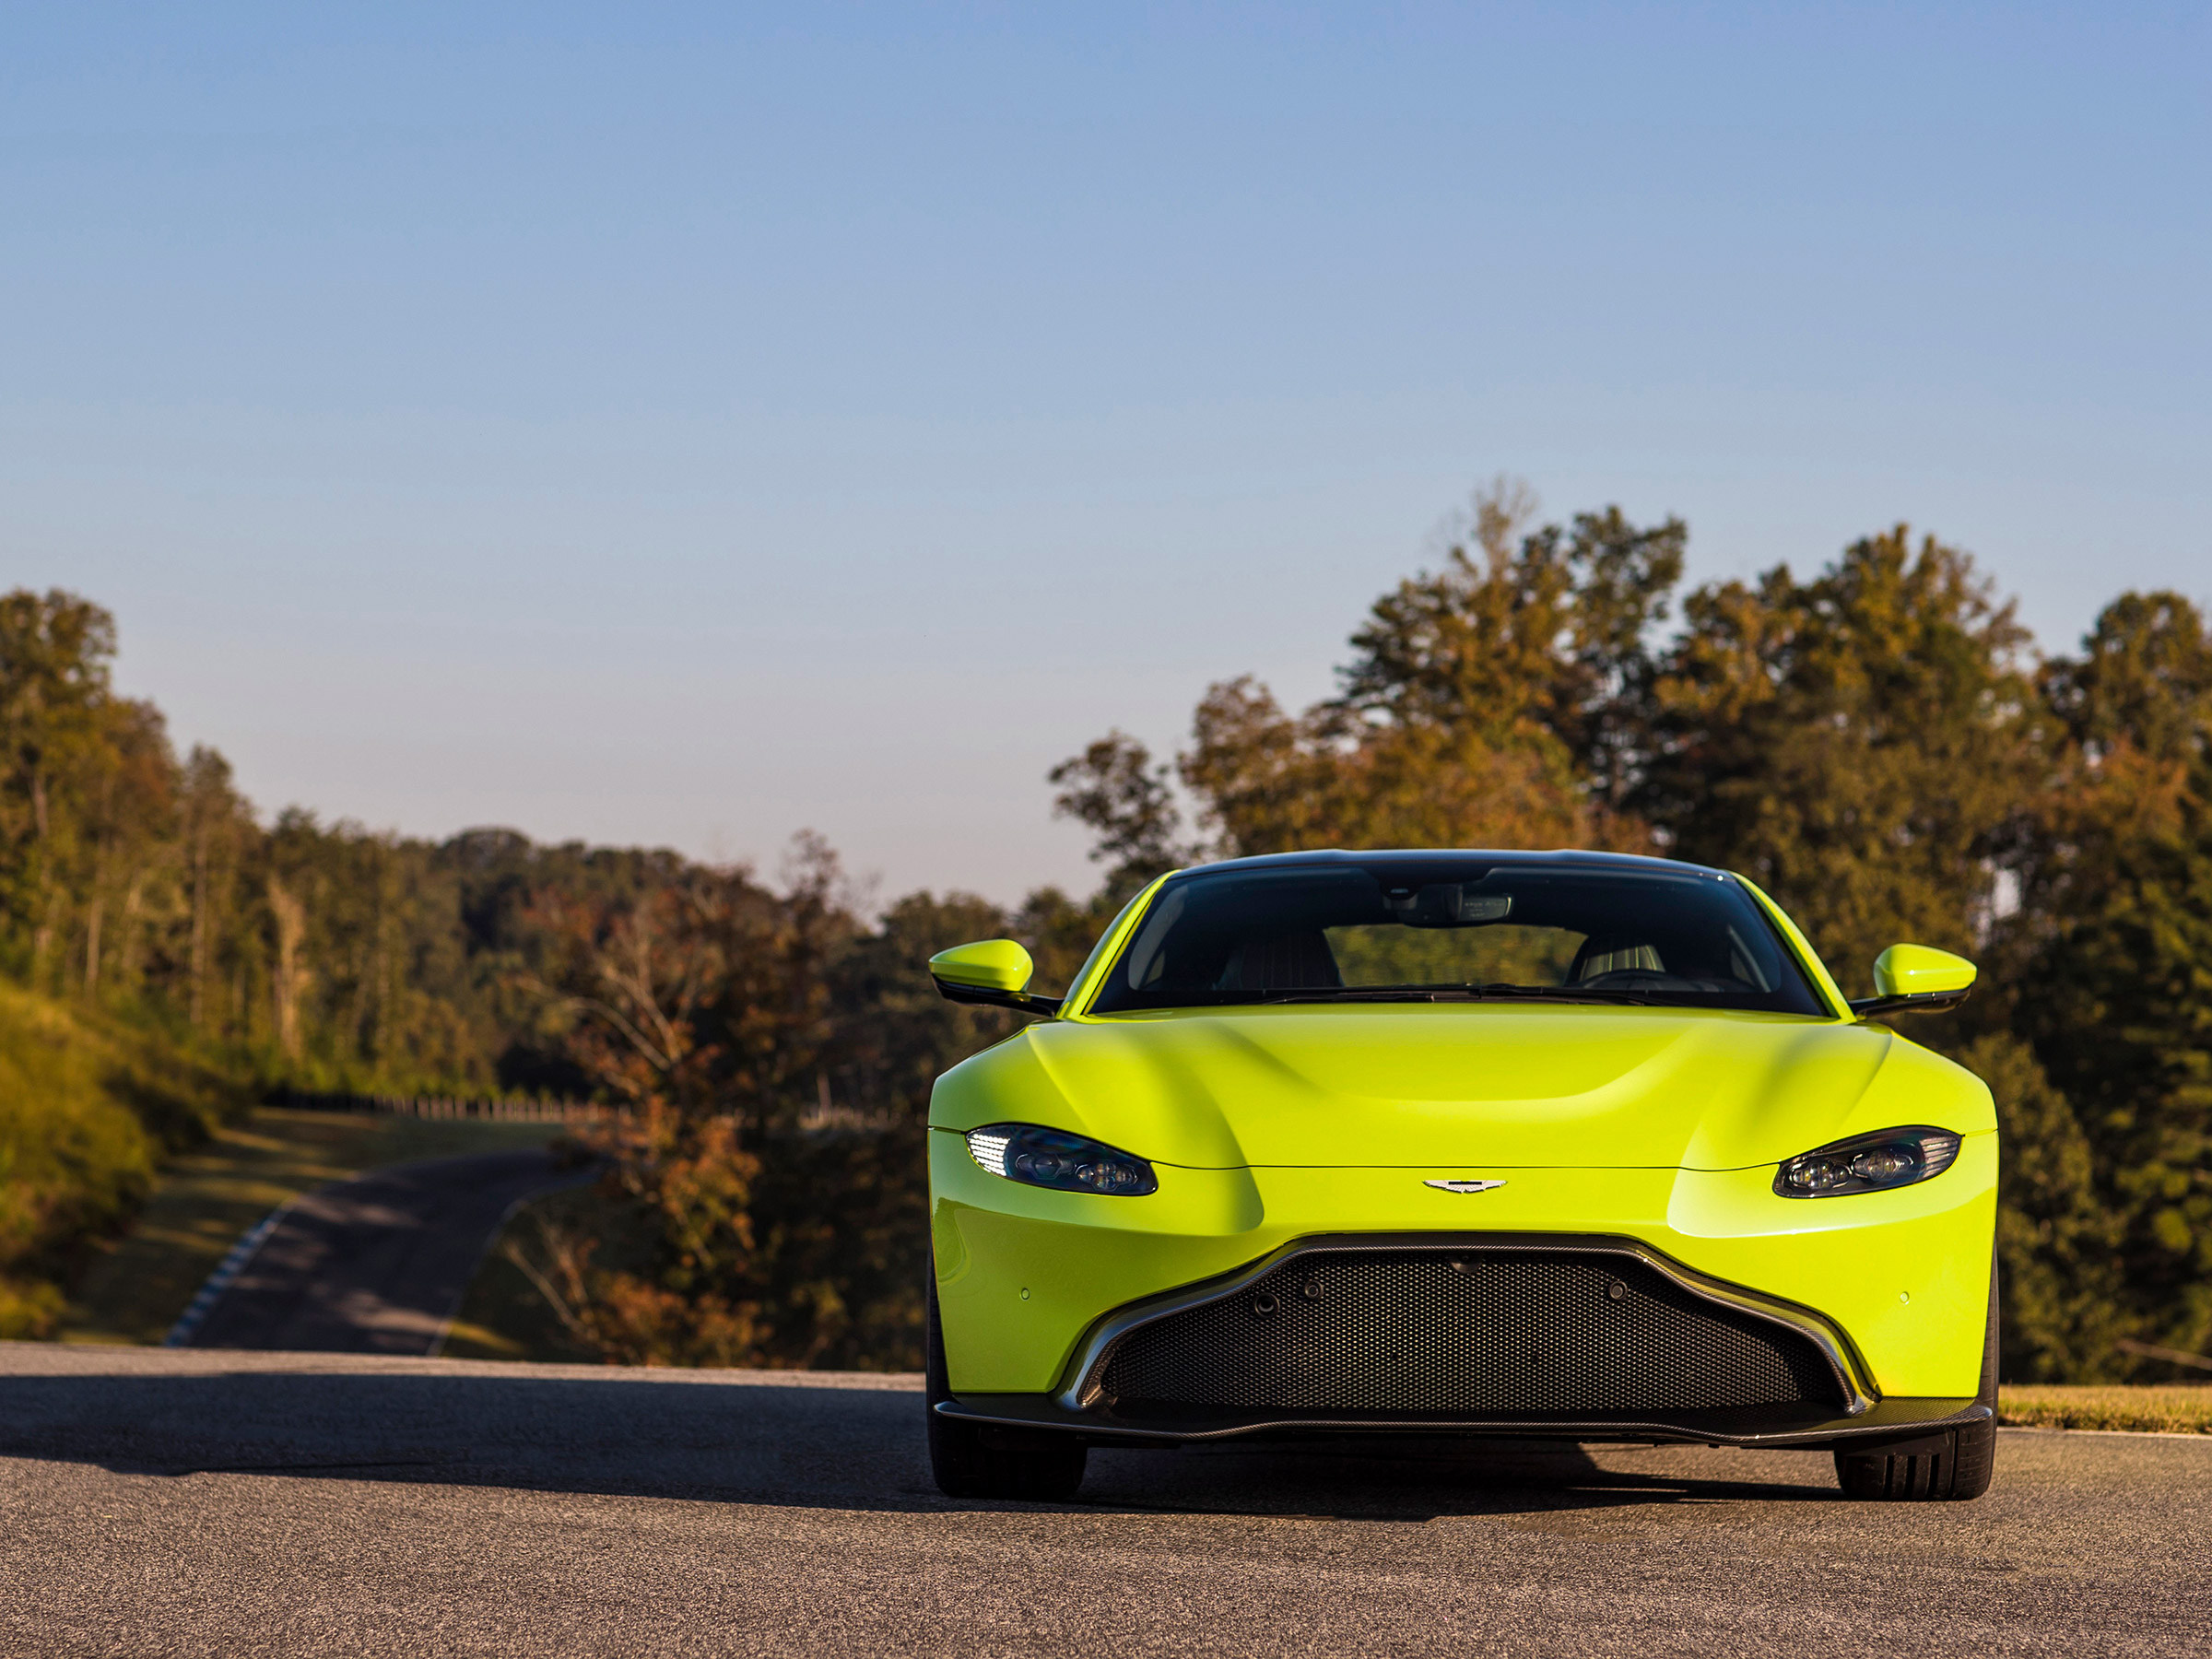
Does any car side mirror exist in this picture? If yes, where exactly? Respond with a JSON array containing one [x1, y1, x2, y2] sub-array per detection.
[[928, 939, 1063, 1017], [1849, 944, 1977, 1018]]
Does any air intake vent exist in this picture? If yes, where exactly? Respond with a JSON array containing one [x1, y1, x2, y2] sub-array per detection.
[[1095, 1248, 1841, 1418]]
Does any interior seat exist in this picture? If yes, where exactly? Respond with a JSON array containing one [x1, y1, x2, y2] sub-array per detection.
[[1218, 930, 1343, 992]]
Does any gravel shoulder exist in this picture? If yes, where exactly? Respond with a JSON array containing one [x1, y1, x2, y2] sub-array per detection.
[[3, 1342, 2206, 1657]]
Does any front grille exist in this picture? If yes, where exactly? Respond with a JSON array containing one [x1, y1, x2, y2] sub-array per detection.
[[1095, 1248, 1841, 1418]]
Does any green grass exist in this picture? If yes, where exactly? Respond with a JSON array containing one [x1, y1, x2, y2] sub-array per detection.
[[60, 1105, 558, 1347], [0, 982, 251, 1336], [1999, 1385, 2212, 1434]]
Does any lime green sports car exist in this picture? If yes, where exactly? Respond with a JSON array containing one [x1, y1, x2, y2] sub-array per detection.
[[924, 851, 1997, 1503]]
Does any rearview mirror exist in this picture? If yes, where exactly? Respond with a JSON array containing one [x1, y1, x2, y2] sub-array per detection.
[[928, 939, 1062, 1017], [1850, 944, 1977, 1018]]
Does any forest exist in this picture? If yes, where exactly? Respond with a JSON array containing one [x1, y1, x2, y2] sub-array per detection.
[[3, 481, 2208, 1380]]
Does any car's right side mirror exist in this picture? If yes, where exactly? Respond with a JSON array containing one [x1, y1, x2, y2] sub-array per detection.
[[1849, 944, 1977, 1018], [928, 938, 1064, 1017]]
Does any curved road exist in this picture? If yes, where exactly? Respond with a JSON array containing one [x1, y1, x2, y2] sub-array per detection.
[[183, 1149, 594, 1354], [2, 1344, 2206, 1656]]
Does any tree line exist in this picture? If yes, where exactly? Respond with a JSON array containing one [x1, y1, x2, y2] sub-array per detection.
[[0, 585, 1093, 1353], [3, 479, 2207, 1379]]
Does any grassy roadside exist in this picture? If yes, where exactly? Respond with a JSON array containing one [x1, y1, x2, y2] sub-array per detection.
[[1999, 1385, 2212, 1434], [60, 1106, 559, 1346], [0, 982, 251, 1335]]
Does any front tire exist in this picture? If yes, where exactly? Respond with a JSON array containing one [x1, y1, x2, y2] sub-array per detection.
[[1832, 1418, 1995, 1500], [1833, 1264, 1999, 1502], [926, 1277, 1087, 1501]]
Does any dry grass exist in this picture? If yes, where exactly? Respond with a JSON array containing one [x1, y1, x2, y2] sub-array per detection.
[[1999, 1384, 2212, 1434]]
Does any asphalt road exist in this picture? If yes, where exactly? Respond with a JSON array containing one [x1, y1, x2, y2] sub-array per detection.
[[183, 1150, 593, 1354], [2, 1344, 2205, 1658]]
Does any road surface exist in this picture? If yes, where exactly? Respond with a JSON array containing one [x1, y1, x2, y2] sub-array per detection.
[[181, 1149, 593, 1354], [2, 1343, 2205, 1656]]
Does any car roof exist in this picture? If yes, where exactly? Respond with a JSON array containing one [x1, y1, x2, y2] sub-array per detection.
[[1173, 847, 1735, 881]]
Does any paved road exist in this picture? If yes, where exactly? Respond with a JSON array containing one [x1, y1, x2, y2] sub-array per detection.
[[183, 1150, 594, 1354], [2, 1344, 2204, 1657]]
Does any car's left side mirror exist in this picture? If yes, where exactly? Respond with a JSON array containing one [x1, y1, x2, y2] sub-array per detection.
[[1848, 944, 1977, 1018], [928, 938, 1063, 1017]]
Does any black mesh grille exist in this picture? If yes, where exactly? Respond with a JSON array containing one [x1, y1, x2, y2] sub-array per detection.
[[1096, 1249, 1841, 1418]]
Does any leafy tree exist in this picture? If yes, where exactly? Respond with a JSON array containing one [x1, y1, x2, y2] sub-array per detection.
[[1055, 484, 1683, 863], [1639, 528, 2044, 994], [1048, 731, 1194, 903], [177, 747, 255, 1033], [508, 842, 983, 1368], [1178, 676, 1604, 857], [0, 594, 133, 986], [1335, 486, 1686, 810], [1954, 1031, 2128, 1380], [2010, 592, 2212, 1371]]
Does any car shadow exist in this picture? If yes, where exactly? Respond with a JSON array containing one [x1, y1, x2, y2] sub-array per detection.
[[0, 1365, 1840, 1519], [1085, 1437, 1840, 1519]]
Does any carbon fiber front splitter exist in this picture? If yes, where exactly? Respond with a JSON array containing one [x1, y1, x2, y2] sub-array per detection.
[[933, 1392, 1991, 1453]]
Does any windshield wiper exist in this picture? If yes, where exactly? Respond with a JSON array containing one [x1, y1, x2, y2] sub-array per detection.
[[1465, 982, 1656, 1006], [1252, 984, 1657, 1006], [1256, 988, 1470, 1004]]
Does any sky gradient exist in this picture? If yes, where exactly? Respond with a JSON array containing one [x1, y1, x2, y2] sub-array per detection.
[[6, 5, 2207, 904]]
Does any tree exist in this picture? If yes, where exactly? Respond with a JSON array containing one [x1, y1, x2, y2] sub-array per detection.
[[1049, 731, 1195, 903], [1177, 677, 1606, 857], [2018, 805, 2212, 1365], [1053, 483, 1683, 865], [1639, 529, 2044, 994], [1335, 488, 1686, 811], [1954, 1031, 2128, 1380], [70, 696, 180, 1001], [2009, 593, 2212, 1371], [0, 592, 123, 983], [511, 841, 933, 1367], [178, 747, 253, 1031]]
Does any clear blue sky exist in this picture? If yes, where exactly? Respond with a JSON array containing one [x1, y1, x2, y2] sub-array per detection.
[[6, 5, 2206, 904]]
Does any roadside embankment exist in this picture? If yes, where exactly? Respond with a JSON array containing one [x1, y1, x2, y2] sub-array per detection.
[[0, 984, 249, 1337]]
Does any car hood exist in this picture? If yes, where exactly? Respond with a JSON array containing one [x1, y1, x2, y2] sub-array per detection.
[[928, 1004, 1994, 1171]]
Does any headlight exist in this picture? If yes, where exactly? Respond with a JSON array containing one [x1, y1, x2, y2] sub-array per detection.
[[1774, 1126, 1961, 1198], [965, 1124, 1159, 1196]]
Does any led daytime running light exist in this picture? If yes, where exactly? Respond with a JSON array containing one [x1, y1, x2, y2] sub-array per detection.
[[967, 1130, 1012, 1178]]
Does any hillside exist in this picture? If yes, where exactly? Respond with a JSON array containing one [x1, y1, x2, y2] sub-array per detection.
[[0, 983, 251, 1336]]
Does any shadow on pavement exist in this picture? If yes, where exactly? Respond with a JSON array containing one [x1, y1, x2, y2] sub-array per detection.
[[0, 1366, 1840, 1518]]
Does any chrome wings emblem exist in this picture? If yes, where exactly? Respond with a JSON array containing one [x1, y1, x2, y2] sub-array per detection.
[[1424, 1178, 1508, 1194]]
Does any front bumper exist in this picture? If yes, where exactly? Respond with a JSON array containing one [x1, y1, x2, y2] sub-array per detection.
[[934, 1229, 1988, 1451], [930, 1129, 1998, 1407]]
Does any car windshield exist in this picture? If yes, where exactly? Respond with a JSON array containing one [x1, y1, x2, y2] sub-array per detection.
[[1089, 857, 1828, 1016]]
